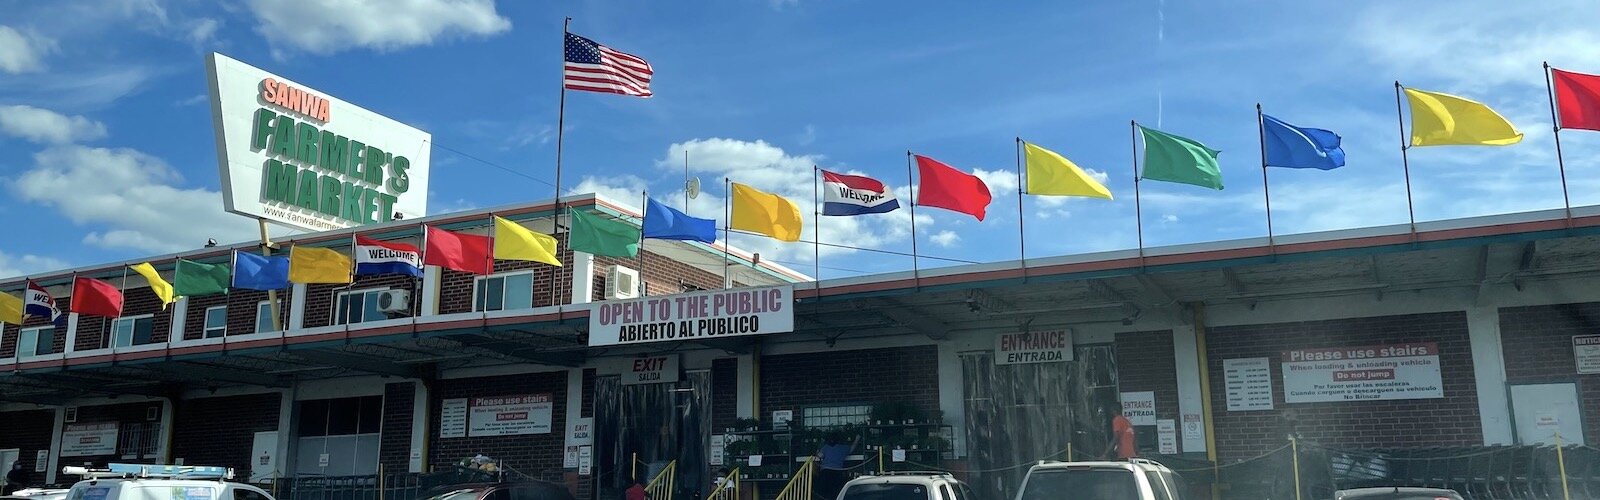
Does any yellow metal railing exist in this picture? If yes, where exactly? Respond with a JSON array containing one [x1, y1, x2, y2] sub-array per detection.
[[646, 460, 677, 500], [775, 457, 816, 500], [708, 467, 740, 500]]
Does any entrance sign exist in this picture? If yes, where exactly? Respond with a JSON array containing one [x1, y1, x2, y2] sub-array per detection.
[[994, 330, 1072, 364], [207, 52, 431, 232], [622, 355, 681, 385], [588, 285, 794, 347], [467, 394, 554, 436], [439, 398, 468, 438], [1224, 358, 1274, 411], [1119, 391, 1156, 426], [1281, 343, 1442, 403], [1574, 335, 1600, 374], [61, 423, 118, 456]]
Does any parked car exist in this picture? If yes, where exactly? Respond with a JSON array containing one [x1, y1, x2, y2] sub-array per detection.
[[837, 472, 975, 500], [1333, 487, 1464, 500], [1015, 459, 1187, 500], [59, 464, 272, 500], [420, 481, 576, 500], [0, 488, 70, 500]]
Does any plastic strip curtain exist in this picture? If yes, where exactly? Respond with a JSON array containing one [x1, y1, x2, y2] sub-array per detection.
[[595, 372, 713, 500]]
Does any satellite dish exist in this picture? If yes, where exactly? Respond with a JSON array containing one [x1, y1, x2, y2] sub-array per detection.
[[687, 177, 701, 199]]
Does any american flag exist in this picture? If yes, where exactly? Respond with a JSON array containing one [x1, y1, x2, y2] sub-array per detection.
[[564, 32, 653, 97]]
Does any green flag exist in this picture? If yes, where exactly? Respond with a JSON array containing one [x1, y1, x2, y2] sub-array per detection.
[[570, 209, 642, 258], [1139, 125, 1223, 190], [174, 259, 231, 297]]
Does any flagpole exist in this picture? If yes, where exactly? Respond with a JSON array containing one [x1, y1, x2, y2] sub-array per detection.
[[1544, 62, 1574, 226], [1257, 104, 1276, 252], [685, 149, 692, 215], [1394, 81, 1418, 239], [1131, 120, 1146, 263], [1015, 138, 1028, 281], [640, 190, 649, 297], [723, 178, 731, 289], [811, 166, 821, 287], [906, 151, 922, 288], [554, 17, 572, 306]]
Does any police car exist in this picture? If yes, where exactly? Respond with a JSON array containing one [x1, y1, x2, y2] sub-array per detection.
[[60, 464, 273, 500]]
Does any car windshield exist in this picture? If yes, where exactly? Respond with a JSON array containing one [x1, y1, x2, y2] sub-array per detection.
[[1021, 470, 1139, 500], [421, 488, 484, 500], [839, 483, 929, 500]]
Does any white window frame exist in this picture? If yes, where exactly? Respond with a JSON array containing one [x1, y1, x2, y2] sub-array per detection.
[[256, 300, 283, 333], [18, 326, 52, 357], [112, 314, 156, 347], [472, 271, 536, 312], [203, 305, 228, 338], [333, 288, 393, 325]]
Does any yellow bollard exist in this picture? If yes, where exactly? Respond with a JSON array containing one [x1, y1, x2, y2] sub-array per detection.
[[378, 464, 385, 500], [878, 447, 884, 474], [1291, 437, 1302, 500], [1556, 432, 1572, 500], [1067, 442, 1073, 461], [632, 453, 638, 482]]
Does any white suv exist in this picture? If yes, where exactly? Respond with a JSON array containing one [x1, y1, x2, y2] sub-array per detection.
[[1015, 459, 1188, 500], [837, 472, 976, 500], [61, 464, 274, 500]]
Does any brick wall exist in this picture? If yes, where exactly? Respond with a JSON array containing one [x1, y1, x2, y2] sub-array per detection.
[[182, 289, 289, 340], [759, 346, 940, 423], [1, 294, 65, 357], [712, 358, 738, 432], [436, 246, 726, 315], [69, 286, 171, 350], [1206, 312, 1479, 460], [1114, 330, 1179, 453], [304, 274, 420, 328], [1499, 302, 1600, 442], [428, 371, 568, 479], [170, 393, 281, 473], [0, 409, 55, 483], [595, 250, 723, 298], [60, 401, 166, 469], [379, 382, 416, 473]]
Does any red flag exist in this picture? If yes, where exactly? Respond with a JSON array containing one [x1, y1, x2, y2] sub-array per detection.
[[914, 155, 992, 221], [424, 226, 492, 275], [1554, 68, 1600, 131], [69, 277, 123, 318]]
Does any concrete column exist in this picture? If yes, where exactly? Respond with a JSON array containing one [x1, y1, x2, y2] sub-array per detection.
[[409, 382, 429, 473], [169, 297, 188, 344], [288, 284, 308, 330], [570, 251, 595, 305], [736, 354, 755, 419], [1468, 306, 1514, 445], [1172, 325, 1207, 454], [562, 368, 584, 470], [276, 389, 294, 477], [158, 398, 174, 462], [935, 342, 967, 457], [421, 266, 442, 315], [45, 407, 64, 483], [63, 313, 78, 353]]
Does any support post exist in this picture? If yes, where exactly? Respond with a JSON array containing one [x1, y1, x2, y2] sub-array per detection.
[[1394, 82, 1418, 238]]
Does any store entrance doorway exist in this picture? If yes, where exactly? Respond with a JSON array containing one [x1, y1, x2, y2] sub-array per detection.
[[960, 345, 1118, 500], [593, 371, 712, 500]]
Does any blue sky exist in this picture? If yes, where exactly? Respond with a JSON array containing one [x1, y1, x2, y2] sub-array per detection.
[[2, 0, 1599, 280]]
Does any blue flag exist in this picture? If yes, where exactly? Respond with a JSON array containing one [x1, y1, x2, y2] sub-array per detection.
[[1263, 114, 1345, 170], [643, 198, 717, 243], [232, 251, 290, 291]]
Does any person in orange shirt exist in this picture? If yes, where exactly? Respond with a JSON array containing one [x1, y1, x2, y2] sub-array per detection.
[[1104, 409, 1137, 460]]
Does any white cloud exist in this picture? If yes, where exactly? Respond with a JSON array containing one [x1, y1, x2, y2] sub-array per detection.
[[0, 250, 70, 281], [571, 175, 650, 209], [0, 25, 51, 74], [1161, 214, 1179, 224], [174, 94, 208, 107], [929, 230, 960, 248], [245, 0, 511, 56], [10, 145, 259, 253], [0, 105, 106, 144], [971, 168, 1018, 198], [1354, 2, 1600, 93]]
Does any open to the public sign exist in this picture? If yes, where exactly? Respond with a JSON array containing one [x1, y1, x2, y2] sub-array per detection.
[[207, 52, 431, 232], [587, 285, 795, 347]]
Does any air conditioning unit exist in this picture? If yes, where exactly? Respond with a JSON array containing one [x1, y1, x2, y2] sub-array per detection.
[[375, 290, 411, 313], [606, 265, 641, 300]]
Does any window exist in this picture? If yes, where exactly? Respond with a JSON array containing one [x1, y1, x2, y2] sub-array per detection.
[[111, 315, 156, 347], [230, 489, 270, 500], [474, 272, 534, 312], [203, 306, 228, 338], [18, 326, 53, 357], [255, 300, 282, 333], [1020, 470, 1138, 500], [938, 485, 955, 500], [334, 289, 391, 325], [839, 483, 929, 500], [803, 405, 872, 428]]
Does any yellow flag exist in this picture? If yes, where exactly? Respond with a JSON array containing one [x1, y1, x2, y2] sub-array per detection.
[[1404, 88, 1523, 146], [731, 183, 803, 242], [0, 292, 22, 325], [288, 247, 353, 284], [130, 262, 177, 308], [493, 216, 562, 266], [1023, 142, 1113, 199]]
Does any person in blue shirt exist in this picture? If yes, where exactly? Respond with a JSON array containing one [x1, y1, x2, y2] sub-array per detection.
[[815, 430, 860, 499]]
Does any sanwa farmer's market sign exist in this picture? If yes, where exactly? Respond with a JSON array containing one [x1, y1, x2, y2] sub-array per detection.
[[587, 285, 794, 347], [207, 52, 431, 232]]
